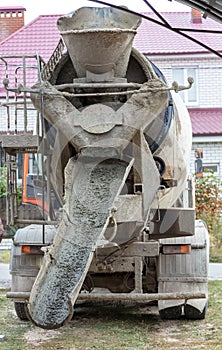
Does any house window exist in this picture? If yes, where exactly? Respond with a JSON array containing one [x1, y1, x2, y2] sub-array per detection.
[[172, 67, 198, 105], [202, 163, 219, 176]]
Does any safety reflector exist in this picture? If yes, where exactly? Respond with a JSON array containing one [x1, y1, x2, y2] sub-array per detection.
[[21, 245, 44, 255], [162, 245, 191, 255]]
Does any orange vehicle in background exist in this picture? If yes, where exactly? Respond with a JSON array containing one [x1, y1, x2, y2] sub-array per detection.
[[18, 153, 49, 221], [22, 154, 45, 208]]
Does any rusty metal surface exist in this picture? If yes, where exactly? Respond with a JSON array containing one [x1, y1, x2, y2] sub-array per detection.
[[6, 291, 30, 300], [6, 291, 206, 302], [95, 242, 159, 257], [77, 292, 206, 302]]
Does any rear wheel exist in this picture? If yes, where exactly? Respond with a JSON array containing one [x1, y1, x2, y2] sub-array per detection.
[[159, 305, 182, 320], [14, 302, 29, 321], [184, 303, 208, 320]]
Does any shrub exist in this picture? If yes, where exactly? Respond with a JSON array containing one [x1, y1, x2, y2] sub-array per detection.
[[195, 172, 222, 254], [0, 167, 7, 198], [0, 166, 22, 202]]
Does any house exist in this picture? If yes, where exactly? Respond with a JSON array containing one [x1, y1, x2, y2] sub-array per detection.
[[133, 9, 222, 179], [0, 6, 222, 180]]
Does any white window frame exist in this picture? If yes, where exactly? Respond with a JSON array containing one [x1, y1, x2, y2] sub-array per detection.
[[202, 163, 220, 177], [172, 67, 199, 106]]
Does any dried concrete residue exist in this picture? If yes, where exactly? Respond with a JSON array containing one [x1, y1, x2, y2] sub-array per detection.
[[28, 157, 128, 329]]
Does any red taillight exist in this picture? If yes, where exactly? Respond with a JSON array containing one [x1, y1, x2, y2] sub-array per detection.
[[162, 245, 191, 255], [21, 245, 44, 255]]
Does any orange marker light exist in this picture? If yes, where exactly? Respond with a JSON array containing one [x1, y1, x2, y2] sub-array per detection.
[[21, 245, 44, 255], [162, 245, 191, 255], [180, 245, 191, 254], [21, 245, 31, 254]]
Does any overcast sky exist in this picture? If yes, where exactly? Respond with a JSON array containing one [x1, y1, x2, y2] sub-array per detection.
[[1, 0, 190, 24]]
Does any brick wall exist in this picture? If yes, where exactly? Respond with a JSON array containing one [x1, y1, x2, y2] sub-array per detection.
[[190, 141, 222, 179], [149, 55, 222, 108], [0, 7, 25, 42]]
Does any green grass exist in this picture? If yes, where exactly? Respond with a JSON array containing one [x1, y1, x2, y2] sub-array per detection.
[[0, 281, 222, 350], [210, 245, 222, 263], [0, 250, 10, 263]]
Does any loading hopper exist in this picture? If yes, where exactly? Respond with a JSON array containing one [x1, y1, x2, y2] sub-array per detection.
[[57, 6, 142, 79]]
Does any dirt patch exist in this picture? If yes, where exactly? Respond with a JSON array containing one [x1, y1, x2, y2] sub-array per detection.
[[24, 328, 61, 347], [0, 281, 222, 350]]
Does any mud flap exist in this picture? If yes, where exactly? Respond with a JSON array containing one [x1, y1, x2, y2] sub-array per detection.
[[158, 220, 209, 319], [28, 155, 133, 329]]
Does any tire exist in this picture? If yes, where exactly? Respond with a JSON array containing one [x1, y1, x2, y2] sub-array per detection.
[[184, 303, 208, 320], [159, 305, 182, 320], [14, 302, 29, 321]]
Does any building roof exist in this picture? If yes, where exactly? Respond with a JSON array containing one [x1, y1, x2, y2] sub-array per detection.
[[134, 12, 222, 55], [0, 14, 61, 58], [189, 108, 222, 136], [0, 14, 62, 95], [0, 11, 222, 136], [0, 11, 221, 59], [0, 10, 221, 91], [175, 0, 222, 24], [0, 6, 26, 11]]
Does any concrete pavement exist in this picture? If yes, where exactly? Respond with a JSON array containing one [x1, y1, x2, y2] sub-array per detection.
[[0, 263, 11, 289], [208, 263, 222, 280]]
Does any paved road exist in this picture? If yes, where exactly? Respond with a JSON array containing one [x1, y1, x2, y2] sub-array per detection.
[[208, 263, 222, 280], [0, 263, 221, 289], [0, 263, 11, 289]]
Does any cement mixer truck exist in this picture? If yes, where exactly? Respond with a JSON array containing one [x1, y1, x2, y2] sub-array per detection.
[[3, 6, 208, 329]]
